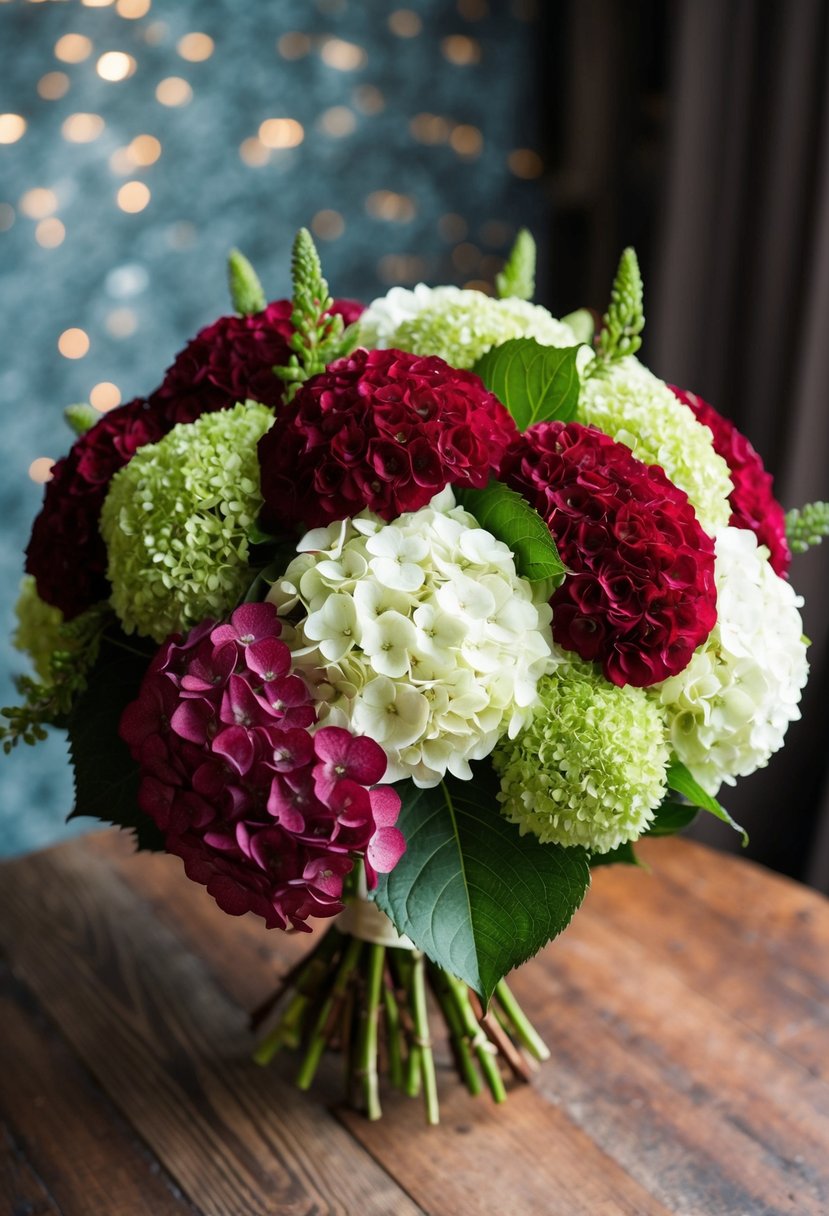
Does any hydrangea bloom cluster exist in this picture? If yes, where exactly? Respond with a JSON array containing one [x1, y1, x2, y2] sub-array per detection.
[[493, 654, 669, 854], [25, 397, 167, 619], [501, 421, 718, 687], [358, 284, 578, 368], [580, 358, 734, 535], [101, 402, 274, 642], [119, 602, 404, 930], [257, 347, 518, 532], [13, 576, 73, 682], [154, 298, 364, 425], [671, 385, 791, 577], [267, 489, 554, 786], [652, 527, 809, 794]]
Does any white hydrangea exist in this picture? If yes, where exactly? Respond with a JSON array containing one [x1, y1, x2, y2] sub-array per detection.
[[358, 283, 579, 369], [580, 356, 734, 535], [652, 527, 809, 795], [267, 488, 556, 787]]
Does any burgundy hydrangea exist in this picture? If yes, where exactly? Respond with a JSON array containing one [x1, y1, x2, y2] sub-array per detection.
[[500, 421, 718, 688], [119, 602, 404, 931], [154, 298, 365, 425], [25, 398, 167, 618], [257, 347, 519, 532], [671, 385, 790, 576], [25, 298, 364, 619]]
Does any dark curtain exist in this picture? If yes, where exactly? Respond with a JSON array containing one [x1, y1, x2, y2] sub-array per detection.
[[545, 0, 829, 890]]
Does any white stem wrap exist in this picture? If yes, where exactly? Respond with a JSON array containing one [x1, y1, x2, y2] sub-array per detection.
[[338, 869, 415, 949]]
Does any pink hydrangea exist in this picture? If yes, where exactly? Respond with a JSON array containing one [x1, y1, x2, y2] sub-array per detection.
[[119, 602, 404, 930]]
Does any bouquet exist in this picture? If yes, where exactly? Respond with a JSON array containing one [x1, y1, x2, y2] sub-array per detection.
[[5, 228, 826, 1125]]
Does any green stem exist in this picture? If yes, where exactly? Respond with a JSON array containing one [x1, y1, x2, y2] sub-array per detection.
[[382, 968, 405, 1091], [494, 979, 550, 1061], [428, 966, 482, 1096], [444, 973, 507, 1103], [295, 935, 362, 1090], [356, 943, 385, 1120], [410, 952, 440, 1125]]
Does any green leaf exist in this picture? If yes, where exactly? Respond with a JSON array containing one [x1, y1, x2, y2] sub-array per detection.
[[666, 761, 748, 845], [373, 768, 591, 1002], [785, 501, 829, 554], [472, 338, 581, 431], [456, 480, 564, 584], [495, 228, 536, 301], [560, 308, 595, 345], [64, 402, 98, 436], [594, 247, 644, 366], [227, 248, 266, 317], [589, 840, 642, 868], [67, 634, 165, 852], [645, 798, 699, 838]]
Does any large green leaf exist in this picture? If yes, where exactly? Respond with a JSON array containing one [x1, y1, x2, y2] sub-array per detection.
[[645, 797, 699, 838], [472, 338, 581, 431], [373, 768, 591, 1002], [589, 840, 641, 869], [666, 761, 748, 845], [67, 634, 165, 852], [456, 481, 565, 584]]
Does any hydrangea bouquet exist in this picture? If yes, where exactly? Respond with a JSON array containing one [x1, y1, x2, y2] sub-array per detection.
[[5, 229, 827, 1125]]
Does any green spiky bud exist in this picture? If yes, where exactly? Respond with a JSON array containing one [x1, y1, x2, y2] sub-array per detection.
[[228, 247, 267, 317], [64, 403, 98, 436], [495, 228, 536, 301], [785, 501, 829, 554], [595, 247, 645, 366], [273, 228, 350, 401]]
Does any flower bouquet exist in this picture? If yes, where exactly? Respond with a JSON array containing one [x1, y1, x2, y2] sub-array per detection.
[[5, 229, 827, 1124]]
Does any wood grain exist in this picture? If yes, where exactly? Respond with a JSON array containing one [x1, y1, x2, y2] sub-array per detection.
[[1, 1124, 62, 1216], [1, 829, 828, 1216]]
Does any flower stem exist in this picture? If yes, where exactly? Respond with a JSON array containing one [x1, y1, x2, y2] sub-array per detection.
[[494, 979, 550, 1061], [410, 952, 440, 1125], [428, 966, 482, 1096], [444, 972, 507, 1103], [382, 966, 405, 1091], [354, 942, 385, 1120], [295, 935, 362, 1090]]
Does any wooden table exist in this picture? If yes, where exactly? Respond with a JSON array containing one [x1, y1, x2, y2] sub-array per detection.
[[1, 832, 828, 1216]]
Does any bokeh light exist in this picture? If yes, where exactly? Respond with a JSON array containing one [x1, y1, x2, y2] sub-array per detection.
[[35, 218, 66, 248], [90, 381, 122, 411], [0, 114, 26, 144], [19, 188, 58, 219], [28, 457, 55, 484], [116, 181, 151, 212], [177, 33, 214, 62], [320, 38, 366, 70], [38, 72, 71, 100], [58, 328, 90, 359], [62, 113, 105, 143], [155, 77, 193, 106], [54, 34, 93, 64], [259, 117, 304, 148], [97, 51, 136, 81]]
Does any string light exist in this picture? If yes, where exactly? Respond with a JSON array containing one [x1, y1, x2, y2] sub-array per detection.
[[38, 72, 71, 100], [54, 34, 93, 63], [352, 84, 384, 114], [116, 0, 151, 16], [29, 458, 55, 484], [90, 382, 122, 411], [20, 189, 58, 220], [318, 106, 356, 137], [143, 21, 167, 45], [106, 307, 138, 338], [377, 254, 428, 284], [62, 113, 105, 143], [438, 213, 468, 240], [458, 0, 488, 18], [129, 134, 162, 165], [116, 181, 151, 212], [388, 9, 422, 36], [440, 35, 482, 65], [82, 0, 115, 8], [409, 113, 451, 144], [97, 52, 136, 81], [109, 147, 135, 174], [452, 242, 482, 273], [277, 32, 311, 59], [449, 124, 483, 157], [507, 148, 543, 178], [0, 114, 26, 144], [177, 33, 214, 62], [239, 137, 269, 166], [155, 77, 192, 106], [365, 191, 417, 222], [259, 118, 304, 148], [311, 209, 345, 240], [58, 328, 90, 359], [320, 38, 366, 70], [35, 218, 66, 248]]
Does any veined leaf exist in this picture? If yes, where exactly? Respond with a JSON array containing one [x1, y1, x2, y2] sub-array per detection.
[[472, 338, 581, 431], [667, 761, 748, 845], [456, 480, 564, 584], [645, 798, 699, 838], [373, 768, 591, 1002]]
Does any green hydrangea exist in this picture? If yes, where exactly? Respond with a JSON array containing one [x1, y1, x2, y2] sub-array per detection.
[[101, 401, 274, 642], [358, 285, 578, 369], [493, 656, 669, 854], [14, 575, 69, 681], [580, 357, 733, 534]]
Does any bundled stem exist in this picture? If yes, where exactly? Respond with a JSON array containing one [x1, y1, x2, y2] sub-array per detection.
[[252, 920, 550, 1124]]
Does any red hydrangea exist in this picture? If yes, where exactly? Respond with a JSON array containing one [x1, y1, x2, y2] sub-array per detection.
[[500, 421, 718, 687], [25, 298, 364, 619], [119, 602, 404, 931], [25, 398, 167, 618], [257, 347, 519, 532], [671, 385, 790, 576], [154, 298, 364, 425]]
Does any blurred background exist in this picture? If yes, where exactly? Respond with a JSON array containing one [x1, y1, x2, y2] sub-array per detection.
[[1, 0, 827, 888]]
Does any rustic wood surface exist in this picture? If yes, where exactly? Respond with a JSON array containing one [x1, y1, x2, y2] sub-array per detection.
[[1, 832, 827, 1216]]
